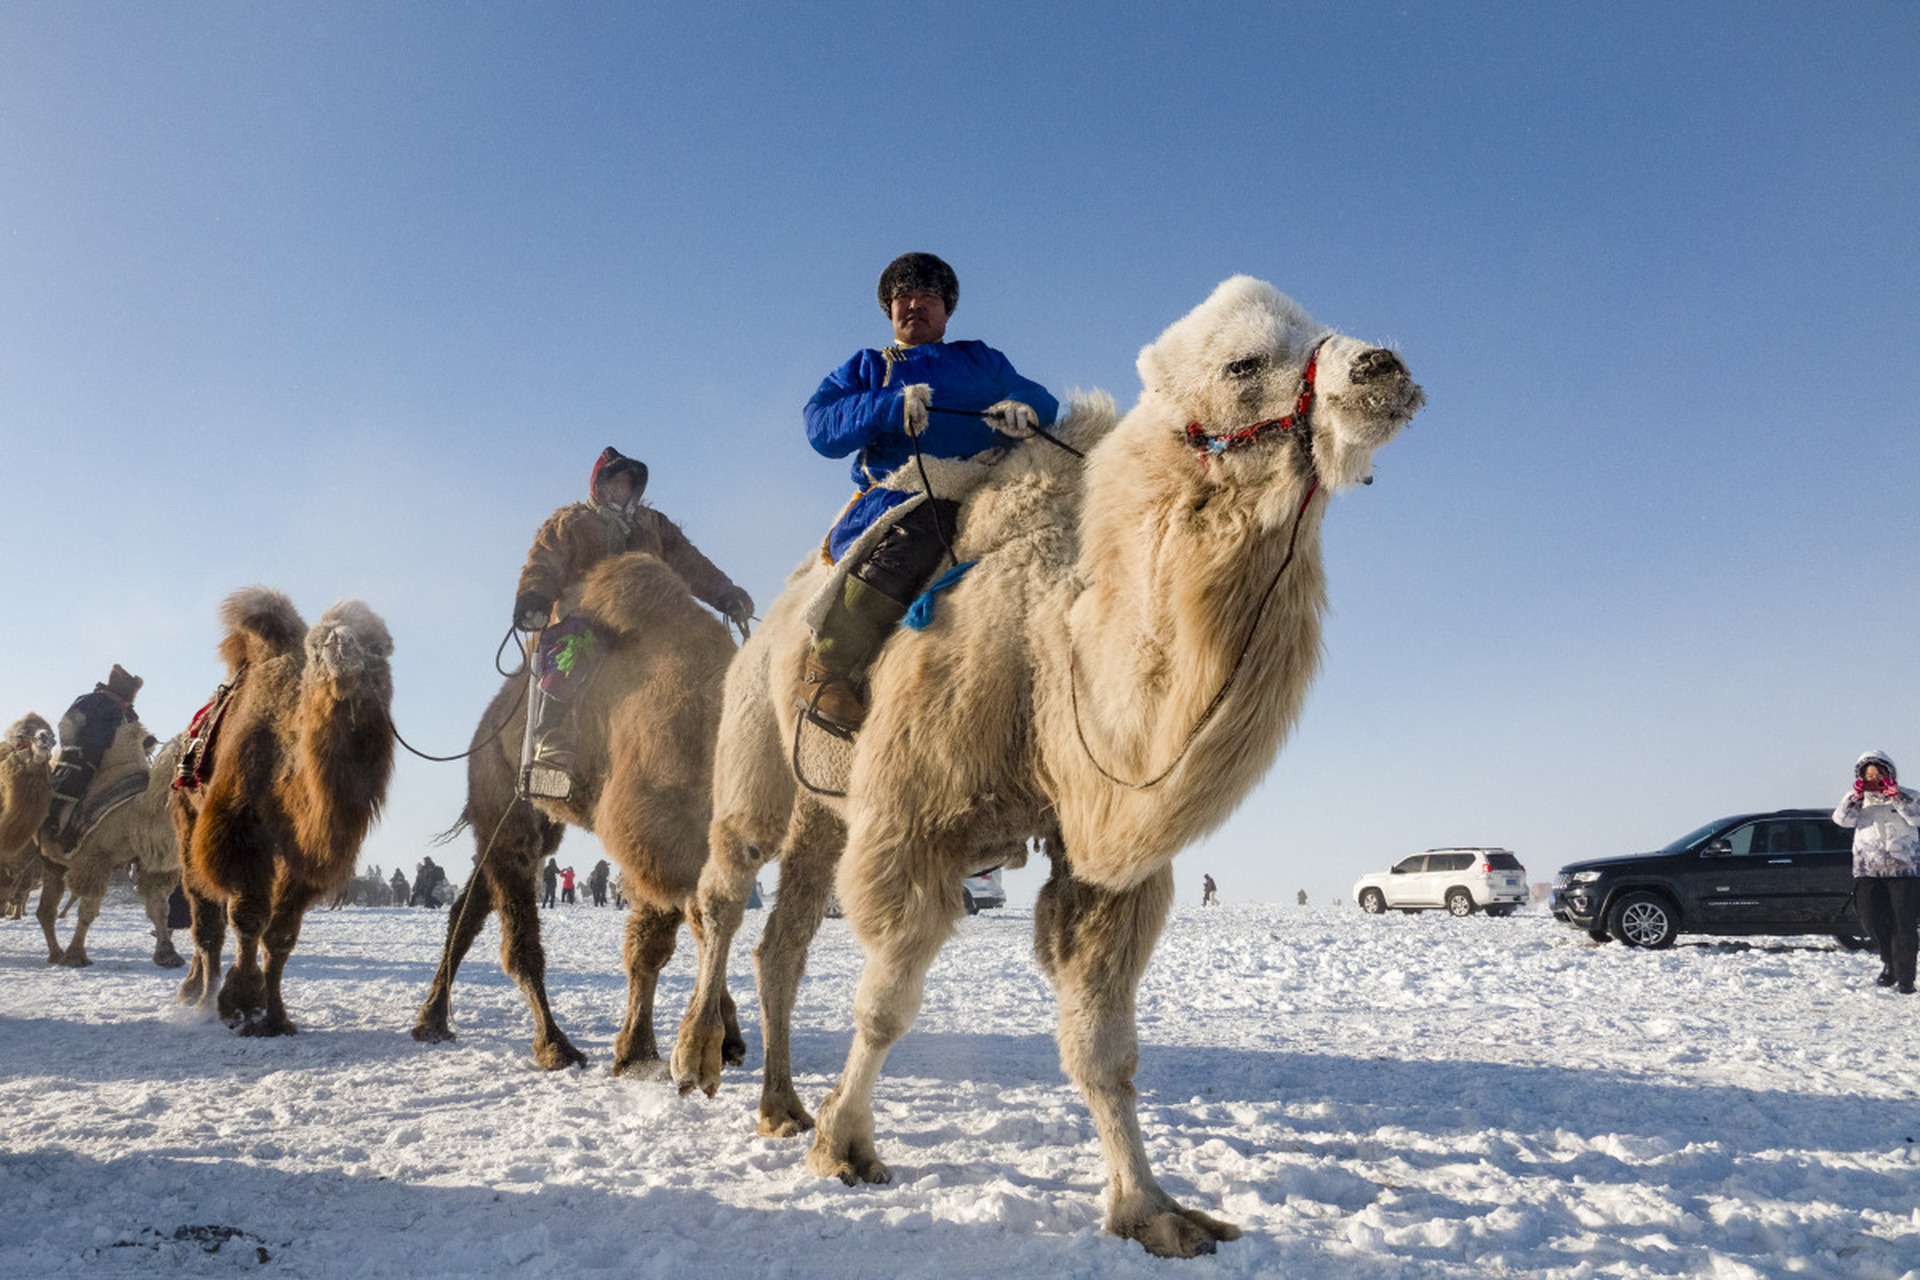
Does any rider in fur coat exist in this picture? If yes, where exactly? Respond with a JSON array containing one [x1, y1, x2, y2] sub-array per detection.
[[511, 446, 753, 800]]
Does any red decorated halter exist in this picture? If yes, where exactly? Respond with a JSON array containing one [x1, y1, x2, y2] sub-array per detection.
[[1183, 338, 1328, 460]]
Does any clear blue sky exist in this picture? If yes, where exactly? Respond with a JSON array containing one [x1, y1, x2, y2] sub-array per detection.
[[3, 3, 1914, 906]]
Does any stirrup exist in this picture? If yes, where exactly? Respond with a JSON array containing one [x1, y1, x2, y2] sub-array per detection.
[[519, 763, 573, 801]]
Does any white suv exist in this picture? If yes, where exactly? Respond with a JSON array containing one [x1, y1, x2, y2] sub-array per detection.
[[1353, 848, 1528, 917]]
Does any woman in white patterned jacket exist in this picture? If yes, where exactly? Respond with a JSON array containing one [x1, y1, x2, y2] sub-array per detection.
[[1834, 750, 1920, 993]]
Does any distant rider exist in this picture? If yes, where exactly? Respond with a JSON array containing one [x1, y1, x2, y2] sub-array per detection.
[[44, 664, 145, 851], [800, 252, 1057, 729]]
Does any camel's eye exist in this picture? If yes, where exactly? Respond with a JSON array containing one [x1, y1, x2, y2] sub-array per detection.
[[1225, 355, 1265, 380]]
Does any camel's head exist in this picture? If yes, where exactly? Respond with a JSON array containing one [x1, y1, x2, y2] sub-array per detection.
[[1136, 276, 1423, 496], [305, 600, 394, 686], [6, 713, 55, 765]]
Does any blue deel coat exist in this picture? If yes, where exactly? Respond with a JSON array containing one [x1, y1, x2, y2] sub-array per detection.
[[806, 339, 1058, 562]]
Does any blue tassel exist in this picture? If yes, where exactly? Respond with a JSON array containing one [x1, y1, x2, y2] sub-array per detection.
[[902, 560, 977, 631]]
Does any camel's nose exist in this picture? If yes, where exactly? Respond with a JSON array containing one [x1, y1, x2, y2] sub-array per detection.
[[1353, 348, 1407, 382]]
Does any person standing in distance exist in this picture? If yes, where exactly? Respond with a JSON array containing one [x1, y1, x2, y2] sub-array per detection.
[[1835, 750, 1920, 993]]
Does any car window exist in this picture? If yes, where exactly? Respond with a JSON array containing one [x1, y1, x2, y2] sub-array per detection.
[[1721, 823, 1762, 855], [1392, 856, 1426, 874], [1739, 820, 1825, 855], [1811, 819, 1852, 853], [1484, 852, 1523, 870], [1444, 853, 1475, 871], [1663, 818, 1733, 854]]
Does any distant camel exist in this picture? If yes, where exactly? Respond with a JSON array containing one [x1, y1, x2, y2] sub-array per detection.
[[36, 732, 185, 968], [675, 278, 1424, 1256], [173, 588, 396, 1034], [412, 551, 741, 1075], [0, 713, 55, 921]]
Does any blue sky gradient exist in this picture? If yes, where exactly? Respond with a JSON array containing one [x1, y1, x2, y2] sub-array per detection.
[[3, 3, 1914, 905]]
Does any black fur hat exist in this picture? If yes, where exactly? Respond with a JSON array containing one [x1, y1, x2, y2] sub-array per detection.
[[877, 252, 958, 315]]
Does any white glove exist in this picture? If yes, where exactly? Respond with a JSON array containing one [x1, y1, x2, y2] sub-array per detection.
[[983, 400, 1038, 439], [901, 384, 932, 439]]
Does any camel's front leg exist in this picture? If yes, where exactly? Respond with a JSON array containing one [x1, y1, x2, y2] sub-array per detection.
[[806, 835, 960, 1187], [34, 860, 67, 964], [218, 896, 269, 1025], [753, 797, 842, 1136], [611, 901, 681, 1077], [245, 882, 321, 1036], [670, 817, 764, 1097], [1035, 858, 1239, 1258]]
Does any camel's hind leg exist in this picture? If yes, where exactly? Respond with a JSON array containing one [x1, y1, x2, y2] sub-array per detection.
[[611, 901, 682, 1077], [753, 798, 842, 1136], [805, 828, 964, 1187], [1034, 856, 1239, 1258], [138, 870, 185, 969], [176, 882, 227, 1009], [52, 862, 110, 968], [34, 861, 66, 964]]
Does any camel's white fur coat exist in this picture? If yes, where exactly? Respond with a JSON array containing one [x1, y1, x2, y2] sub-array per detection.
[[676, 278, 1424, 1257]]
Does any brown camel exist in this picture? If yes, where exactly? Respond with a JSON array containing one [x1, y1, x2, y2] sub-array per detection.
[[36, 728, 186, 969], [412, 551, 743, 1075], [1, 713, 55, 921], [172, 587, 396, 1034], [674, 278, 1424, 1256]]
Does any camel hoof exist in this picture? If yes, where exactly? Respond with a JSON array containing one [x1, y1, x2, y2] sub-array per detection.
[[237, 1016, 297, 1038], [757, 1100, 815, 1138], [1114, 1204, 1241, 1259], [806, 1133, 891, 1186], [722, 1037, 748, 1067], [533, 1039, 588, 1071], [56, 951, 91, 969], [44, 950, 64, 966], [410, 1023, 457, 1045], [153, 950, 186, 970]]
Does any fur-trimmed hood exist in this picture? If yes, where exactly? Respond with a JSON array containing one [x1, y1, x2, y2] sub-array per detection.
[[1855, 750, 1897, 784]]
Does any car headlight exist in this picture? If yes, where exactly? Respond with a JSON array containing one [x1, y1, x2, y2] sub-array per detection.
[[1570, 871, 1601, 884]]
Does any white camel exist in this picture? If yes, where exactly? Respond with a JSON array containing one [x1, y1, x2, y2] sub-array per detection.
[[37, 725, 185, 969], [674, 277, 1424, 1256]]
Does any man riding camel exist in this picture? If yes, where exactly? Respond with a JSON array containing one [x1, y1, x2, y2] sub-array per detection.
[[512, 446, 754, 800], [801, 252, 1058, 730], [44, 664, 147, 851]]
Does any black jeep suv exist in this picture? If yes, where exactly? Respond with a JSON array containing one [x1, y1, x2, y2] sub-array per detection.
[[1550, 809, 1869, 950]]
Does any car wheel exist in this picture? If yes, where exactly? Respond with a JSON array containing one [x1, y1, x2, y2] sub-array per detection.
[[1608, 891, 1678, 949], [1834, 931, 1873, 951], [1587, 927, 1611, 944], [962, 889, 978, 916], [1484, 904, 1513, 918], [1445, 888, 1475, 917], [1358, 889, 1386, 915]]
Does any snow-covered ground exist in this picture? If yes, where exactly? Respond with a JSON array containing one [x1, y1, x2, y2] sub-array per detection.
[[2, 899, 1917, 1278]]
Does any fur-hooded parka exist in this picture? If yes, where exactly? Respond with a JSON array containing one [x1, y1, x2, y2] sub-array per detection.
[[1834, 750, 1920, 877], [517, 450, 740, 623]]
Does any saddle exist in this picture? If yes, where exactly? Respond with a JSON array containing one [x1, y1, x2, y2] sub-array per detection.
[[174, 669, 246, 792]]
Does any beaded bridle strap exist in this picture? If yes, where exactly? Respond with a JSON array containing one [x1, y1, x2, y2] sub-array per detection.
[[1183, 339, 1327, 458]]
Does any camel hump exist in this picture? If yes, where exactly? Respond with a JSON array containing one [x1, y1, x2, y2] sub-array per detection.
[[217, 586, 307, 671], [573, 552, 716, 643]]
